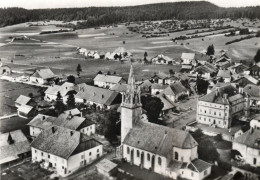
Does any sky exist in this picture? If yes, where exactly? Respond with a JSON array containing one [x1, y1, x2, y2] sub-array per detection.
[[1, 0, 260, 9]]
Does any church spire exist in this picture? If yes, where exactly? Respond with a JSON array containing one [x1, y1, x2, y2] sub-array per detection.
[[122, 65, 141, 108]]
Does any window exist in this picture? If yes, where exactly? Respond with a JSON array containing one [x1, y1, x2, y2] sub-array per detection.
[[35, 150, 37, 153], [175, 152, 179, 160], [253, 158, 257, 165], [81, 155, 84, 159], [137, 150, 140, 157], [204, 110, 207, 113], [97, 149, 99, 153], [89, 152, 92, 156], [158, 157, 162, 165], [147, 154, 150, 161], [181, 157, 184, 161], [191, 172, 194, 177], [41, 152, 44, 156], [48, 154, 50, 159], [219, 113, 221, 116], [62, 166, 64, 169], [214, 112, 216, 115], [127, 147, 130, 154]]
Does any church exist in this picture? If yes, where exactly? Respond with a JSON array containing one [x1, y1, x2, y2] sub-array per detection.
[[120, 66, 212, 180]]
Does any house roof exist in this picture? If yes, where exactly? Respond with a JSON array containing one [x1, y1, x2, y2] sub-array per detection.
[[181, 53, 195, 60], [200, 84, 239, 105], [45, 82, 75, 97], [110, 83, 127, 93], [94, 74, 124, 84], [151, 84, 168, 90], [234, 129, 260, 150], [187, 159, 212, 172], [217, 70, 231, 78], [28, 113, 94, 131], [75, 84, 120, 106], [96, 159, 118, 172], [151, 72, 169, 80], [18, 105, 34, 114], [31, 126, 100, 159], [244, 84, 260, 98], [156, 94, 175, 111], [123, 121, 198, 157], [113, 47, 127, 54], [195, 64, 216, 74], [15, 95, 31, 105], [216, 54, 231, 63], [152, 54, 173, 62], [64, 108, 81, 116], [163, 82, 188, 96], [181, 64, 193, 70], [30, 68, 56, 79], [0, 130, 30, 164]]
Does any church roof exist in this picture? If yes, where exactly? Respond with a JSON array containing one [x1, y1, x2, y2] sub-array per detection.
[[123, 122, 198, 157]]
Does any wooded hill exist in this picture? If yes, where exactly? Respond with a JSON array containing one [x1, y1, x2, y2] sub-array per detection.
[[1, 1, 260, 28]]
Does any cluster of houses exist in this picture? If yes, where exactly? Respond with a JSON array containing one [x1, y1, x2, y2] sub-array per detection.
[[77, 46, 133, 61]]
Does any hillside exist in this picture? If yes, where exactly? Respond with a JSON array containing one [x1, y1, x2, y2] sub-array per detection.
[[0, 1, 260, 28]]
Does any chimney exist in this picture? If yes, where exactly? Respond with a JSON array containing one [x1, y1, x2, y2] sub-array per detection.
[[42, 115, 45, 120], [70, 131, 74, 136], [7, 132, 14, 145], [80, 111, 82, 117], [223, 93, 228, 100], [68, 111, 72, 119], [102, 94, 104, 99], [51, 126, 55, 134], [93, 92, 96, 96]]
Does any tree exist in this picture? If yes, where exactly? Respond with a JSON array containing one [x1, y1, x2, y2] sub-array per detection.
[[254, 49, 260, 63], [104, 110, 120, 143], [206, 44, 215, 56], [97, 70, 102, 74], [169, 69, 175, 75], [28, 93, 34, 98], [67, 75, 75, 83], [66, 91, 76, 109], [196, 76, 209, 94], [141, 95, 164, 124], [55, 91, 66, 115], [144, 51, 148, 61], [76, 64, 82, 77]]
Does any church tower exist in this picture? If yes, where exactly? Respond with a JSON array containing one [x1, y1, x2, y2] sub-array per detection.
[[121, 65, 142, 143]]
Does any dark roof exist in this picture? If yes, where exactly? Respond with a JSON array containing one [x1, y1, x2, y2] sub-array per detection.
[[0, 130, 30, 163], [31, 126, 101, 159], [163, 82, 188, 96], [75, 84, 120, 106], [123, 121, 198, 157], [195, 63, 217, 74], [234, 129, 260, 150], [244, 84, 260, 98], [151, 84, 168, 90], [200, 85, 240, 105]]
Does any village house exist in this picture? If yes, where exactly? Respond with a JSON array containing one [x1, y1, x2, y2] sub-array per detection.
[[120, 66, 212, 180], [15, 95, 37, 119], [243, 84, 260, 116], [151, 54, 174, 65], [232, 123, 260, 168], [110, 83, 128, 94], [29, 68, 56, 85], [64, 108, 81, 116], [245, 62, 260, 79], [28, 113, 96, 138], [151, 84, 168, 95], [96, 159, 118, 177], [151, 72, 169, 84], [232, 75, 258, 88], [197, 84, 244, 129], [229, 63, 248, 74], [193, 63, 217, 79], [217, 69, 232, 83], [215, 54, 231, 69], [45, 82, 76, 103], [0, 130, 31, 165], [162, 82, 190, 102], [156, 94, 175, 115], [31, 126, 103, 177], [181, 53, 196, 65], [93, 74, 126, 89], [75, 84, 121, 110]]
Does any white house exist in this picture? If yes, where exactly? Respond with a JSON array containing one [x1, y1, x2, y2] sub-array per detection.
[[31, 126, 103, 177], [29, 68, 56, 85], [181, 53, 196, 65], [151, 54, 174, 65], [93, 74, 126, 89], [217, 70, 232, 83]]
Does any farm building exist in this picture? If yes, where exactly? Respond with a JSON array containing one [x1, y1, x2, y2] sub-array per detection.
[[93, 74, 126, 89], [15, 95, 37, 119], [217, 70, 232, 83], [162, 82, 190, 102], [75, 84, 122, 110], [0, 130, 31, 165], [215, 54, 231, 69], [193, 63, 217, 79], [244, 84, 260, 116], [110, 83, 127, 94], [151, 54, 174, 65], [181, 53, 197, 66], [31, 126, 103, 177], [245, 62, 260, 79], [96, 159, 118, 177], [151, 72, 169, 84], [28, 113, 96, 138], [151, 84, 168, 95], [29, 68, 56, 85]]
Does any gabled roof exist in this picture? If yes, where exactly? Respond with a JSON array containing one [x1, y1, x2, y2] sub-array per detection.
[[234, 129, 260, 150], [200, 84, 239, 105], [216, 54, 231, 63], [217, 70, 231, 78], [244, 84, 260, 98], [75, 84, 120, 106], [31, 68, 56, 79], [187, 159, 212, 172], [152, 54, 173, 62], [94, 74, 124, 84], [181, 53, 195, 60], [64, 108, 81, 116], [110, 83, 127, 93], [15, 95, 31, 105], [123, 121, 198, 157], [163, 82, 188, 96], [17, 105, 34, 114], [31, 126, 100, 159], [156, 94, 175, 111], [28, 113, 92, 131], [195, 64, 216, 74], [45, 82, 75, 97], [0, 130, 30, 164], [151, 72, 169, 80], [151, 84, 168, 90]]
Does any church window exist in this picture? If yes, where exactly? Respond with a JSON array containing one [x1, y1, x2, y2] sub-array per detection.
[[137, 150, 140, 157], [147, 154, 150, 161], [127, 147, 130, 154], [158, 157, 161, 165]]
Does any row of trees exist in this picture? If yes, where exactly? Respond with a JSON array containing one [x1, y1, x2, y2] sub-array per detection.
[[1, 2, 260, 28]]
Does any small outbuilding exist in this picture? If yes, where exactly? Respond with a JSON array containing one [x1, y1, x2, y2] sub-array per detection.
[[96, 159, 118, 177]]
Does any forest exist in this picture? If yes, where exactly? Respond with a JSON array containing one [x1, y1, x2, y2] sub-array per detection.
[[0, 1, 260, 28]]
